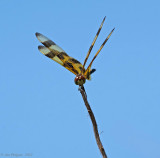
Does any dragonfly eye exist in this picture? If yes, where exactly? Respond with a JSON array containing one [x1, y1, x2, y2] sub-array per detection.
[[74, 75, 86, 85]]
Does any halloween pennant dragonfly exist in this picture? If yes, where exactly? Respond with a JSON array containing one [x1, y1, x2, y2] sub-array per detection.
[[35, 16, 114, 86]]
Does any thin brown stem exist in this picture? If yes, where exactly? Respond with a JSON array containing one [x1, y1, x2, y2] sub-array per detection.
[[79, 85, 107, 158]]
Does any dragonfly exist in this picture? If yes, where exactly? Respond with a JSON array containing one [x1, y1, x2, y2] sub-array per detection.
[[35, 16, 114, 86]]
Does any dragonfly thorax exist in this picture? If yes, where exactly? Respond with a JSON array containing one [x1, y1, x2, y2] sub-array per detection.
[[74, 74, 86, 86]]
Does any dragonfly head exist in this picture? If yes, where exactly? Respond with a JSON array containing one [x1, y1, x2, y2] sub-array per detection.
[[74, 74, 86, 86]]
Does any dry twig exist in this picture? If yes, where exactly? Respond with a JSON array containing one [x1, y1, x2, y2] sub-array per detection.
[[78, 85, 107, 158]]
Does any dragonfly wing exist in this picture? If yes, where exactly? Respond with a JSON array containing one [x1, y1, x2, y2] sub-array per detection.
[[38, 45, 63, 65], [36, 32, 64, 54], [84, 28, 115, 78], [36, 32, 85, 76]]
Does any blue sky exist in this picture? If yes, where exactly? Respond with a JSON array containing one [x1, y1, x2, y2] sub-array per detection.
[[0, 0, 160, 158]]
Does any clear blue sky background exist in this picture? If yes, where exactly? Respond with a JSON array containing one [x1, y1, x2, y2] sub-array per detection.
[[0, 0, 160, 158]]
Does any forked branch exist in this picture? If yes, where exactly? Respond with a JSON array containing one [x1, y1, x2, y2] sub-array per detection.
[[79, 85, 107, 158]]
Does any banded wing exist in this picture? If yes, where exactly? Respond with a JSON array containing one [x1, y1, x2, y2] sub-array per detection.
[[84, 27, 115, 78], [35, 32, 86, 77], [82, 16, 106, 71], [38, 45, 63, 65]]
